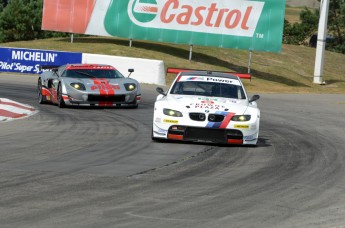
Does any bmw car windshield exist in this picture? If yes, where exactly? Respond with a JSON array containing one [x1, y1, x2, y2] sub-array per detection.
[[170, 80, 246, 99], [63, 69, 125, 79]]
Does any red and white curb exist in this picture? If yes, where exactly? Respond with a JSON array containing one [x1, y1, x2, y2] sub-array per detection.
[[0, 98, 37, 122]]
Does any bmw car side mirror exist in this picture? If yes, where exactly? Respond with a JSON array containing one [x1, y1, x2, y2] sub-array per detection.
[[128, 68, 134, 77], [249, 95, 260, 103], [156, 87, 166, 96]]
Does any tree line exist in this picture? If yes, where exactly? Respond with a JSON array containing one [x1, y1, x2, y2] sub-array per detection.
[[284, 0, 345, 53], [0, 0, 67, 43], [1, 0, 344, 54]]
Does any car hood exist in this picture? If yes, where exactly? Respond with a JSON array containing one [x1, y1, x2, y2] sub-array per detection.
[[164, 95, 249, 114]]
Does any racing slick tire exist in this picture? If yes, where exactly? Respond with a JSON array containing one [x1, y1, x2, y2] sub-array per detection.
[[37, 78, 46, 104], [57, 83, 65, 108]]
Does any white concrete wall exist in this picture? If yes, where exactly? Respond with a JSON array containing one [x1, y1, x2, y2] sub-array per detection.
[[82, 53, 166, 86]]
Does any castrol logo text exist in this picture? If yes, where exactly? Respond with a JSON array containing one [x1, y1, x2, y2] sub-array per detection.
[[128, 0, 265, 37]]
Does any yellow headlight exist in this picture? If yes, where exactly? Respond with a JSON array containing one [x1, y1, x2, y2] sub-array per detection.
[[73, 84, 80, 89], [163, 108, 183, 117], [129, 85, 135, 90], [238, 116, 246, 121]]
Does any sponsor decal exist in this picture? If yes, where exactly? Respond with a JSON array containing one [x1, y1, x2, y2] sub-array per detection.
[[91, 84, 121, 91], [163, 119, 179, 124], [198, 97, 218, 102], [12, 50, 57, 62], [0, 61, 42, 73], [44, 0, 285, 52], [206, 77, 241, 85], [178, 76, 240, 85], [186, 76, 205, 81], [0, 47, 82, 74], [91, 78, 118, 106], [153, 125, 168, 135], [244, 133, 257, 141], [62, 95, 69, 101], [46, 87, 58, 104], [41, 87, 52, 97], [158, 128, 168, 134], [201, 100, 214, 104], [132, 0, 158, 23], [234, 124, 249, 129], [195, 103, 221, 110], [178, 76, 205, 82], [128, 0, 264, 37], [206, 111, 235, 129]]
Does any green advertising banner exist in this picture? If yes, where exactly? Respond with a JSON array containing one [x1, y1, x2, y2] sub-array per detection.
[[42, 0, 286, 53]]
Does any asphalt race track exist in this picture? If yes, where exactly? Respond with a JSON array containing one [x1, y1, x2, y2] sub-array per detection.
[[1, 73, 345, 228]]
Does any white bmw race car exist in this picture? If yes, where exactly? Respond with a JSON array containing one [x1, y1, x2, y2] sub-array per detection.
[[152, 70, 260, 145]]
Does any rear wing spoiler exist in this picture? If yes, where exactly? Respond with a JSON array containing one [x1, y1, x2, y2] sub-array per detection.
[[166, 67, 251, 80]]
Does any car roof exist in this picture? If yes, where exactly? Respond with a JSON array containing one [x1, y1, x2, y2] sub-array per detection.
[[65, 64, 116, 70], [179, 71, 239, 80]]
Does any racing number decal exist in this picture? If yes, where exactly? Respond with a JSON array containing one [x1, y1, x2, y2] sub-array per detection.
[[91, 78, 120, 106]]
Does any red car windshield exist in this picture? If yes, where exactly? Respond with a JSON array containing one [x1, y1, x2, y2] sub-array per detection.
[[63, 69, 125, 79]]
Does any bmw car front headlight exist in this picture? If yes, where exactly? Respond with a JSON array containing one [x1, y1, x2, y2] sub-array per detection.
[[70, 83, 86, 91], [163, 108, 183, 117], [124, 83, 136, 91], [231, 115, 251, 121]]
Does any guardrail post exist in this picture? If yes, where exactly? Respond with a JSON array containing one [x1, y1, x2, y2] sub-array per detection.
[[189, 45, 193, 61], [248, 50, 252, 74]]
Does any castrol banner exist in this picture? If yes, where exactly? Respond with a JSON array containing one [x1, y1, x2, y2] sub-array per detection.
[[42, 0, 285, 53]]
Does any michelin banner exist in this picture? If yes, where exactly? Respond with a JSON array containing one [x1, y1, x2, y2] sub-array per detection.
[[0, 47, 82, 74], [42, 0, 286, 53]]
